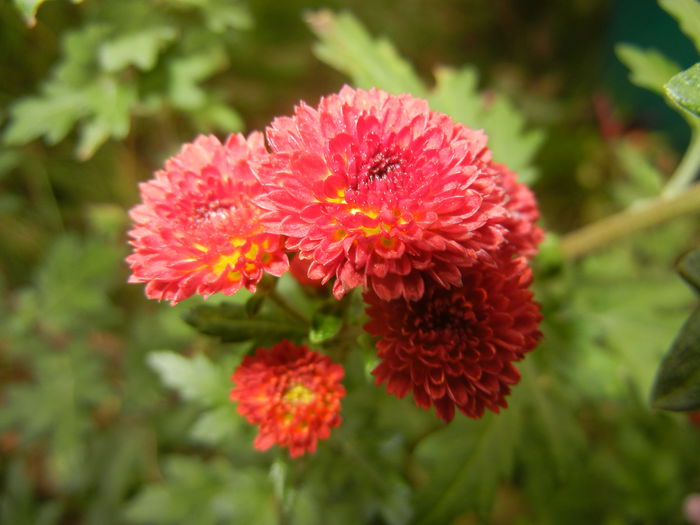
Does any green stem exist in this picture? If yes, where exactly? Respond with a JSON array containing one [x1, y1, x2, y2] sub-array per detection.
[[560, 181, 700, 260], [662, 127, 700, 197], [268, 287, 309, 325]]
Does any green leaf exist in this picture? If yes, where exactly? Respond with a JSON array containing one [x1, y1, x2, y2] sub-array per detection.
[[650, 307, 700, 411], [414, 410, 521, 523], [98, 26, 177, 72], [309, 310, 343, 344], [477, 96, 544, 184], [677, 248, 700, 293], [184, 302, 306, 343], [306, 10, 427, 97], [3, 87, 91, 146], [168, 46, 228, 110], [659, 0, 700, 55], [76, 77, 136, 159], [124, 456, 276, 525], [147, 351, 228, 406], [616, 44, 681, 95], [429, 66, 482, 126], [665, 63, 700, 118], [429, 66, 544, 184], [11, 0, 81, 26], [200, 0, 253, 33], [189, 406, 240, 446]]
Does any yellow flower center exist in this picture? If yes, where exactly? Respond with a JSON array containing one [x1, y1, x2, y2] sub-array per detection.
[[283, 383, 314, 405]]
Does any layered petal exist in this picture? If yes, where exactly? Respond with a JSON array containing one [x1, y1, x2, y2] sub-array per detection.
[[258, 86, 518, 301], [126, 133, 288, 304], [230, 340, 345, 457], [364, 254, 542, 422]]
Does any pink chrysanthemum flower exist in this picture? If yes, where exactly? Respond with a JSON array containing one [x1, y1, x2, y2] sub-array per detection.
[[257, 86, 515, 301], [364, 255, 542, 422], [230, 340, 345, 457], [127, 133, 288, 304]]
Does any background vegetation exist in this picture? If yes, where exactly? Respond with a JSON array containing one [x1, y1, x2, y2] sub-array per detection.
[[1, 1, 700, 524]]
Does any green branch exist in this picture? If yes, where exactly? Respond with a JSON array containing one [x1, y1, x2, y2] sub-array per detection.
[[560, 181, 700, 260]]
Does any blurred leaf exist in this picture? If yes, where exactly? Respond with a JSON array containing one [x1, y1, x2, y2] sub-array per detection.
[[199, 0, 253, 33], [665, 63, 700, 118], [3, 86, 92, 146], [191, 101, 244, 133], [309, 310, 343, 344], [677, 248, 700, 293], [659, 0, 700, 55], [306, 10, 427, 97], [148, 351, 228, 406], [189, 405, 240, 446], [168, 46, 228, 110], [11, 0, 81, 26], [429, 66, 544, 184], [429, 66, 482, 125], [184, 302, 306, 343], [98, 26, 177, 72], [616, 44, 680, 95], [76, 77, 136, 159], [477, 96, 544, 184], [0, 342, 109, 490], [613, 140, 664, 203], [651, 307, 700, 411], [124, 456, 276, 525], [25, 234, 124, 334], [414, 410, 521, 523]]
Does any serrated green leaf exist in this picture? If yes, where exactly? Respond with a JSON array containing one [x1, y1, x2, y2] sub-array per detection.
[[98, 26, 176, 72], [309, 311, 343, 343], [660, 0, 700, 55], [616, 44, 681, 95], [184, 302, 306, 343], [76, 77, 136, 159], [147, 351, 228, 406], [477, 96, 544, 184], [306, 10, 427, 97], [3, 87, 91, 146], [665, 63, 700, 118], [429, 66, 544, 184], [651, 307, 700, 411], [429, 66, 482, 126], [677, 248, 700, 293]]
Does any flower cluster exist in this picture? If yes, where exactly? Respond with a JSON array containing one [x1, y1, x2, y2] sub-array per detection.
[[127, 86, 543, 455]]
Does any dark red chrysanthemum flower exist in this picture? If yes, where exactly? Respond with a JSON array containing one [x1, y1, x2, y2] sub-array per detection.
[[230, 340, 345, 457], [364, 255, 542, 422], [127, 133, 288, 304], [257, 86, 516, 301]]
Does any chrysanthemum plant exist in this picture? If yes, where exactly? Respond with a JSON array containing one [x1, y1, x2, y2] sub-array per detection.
[[127, 6, 700, 523]]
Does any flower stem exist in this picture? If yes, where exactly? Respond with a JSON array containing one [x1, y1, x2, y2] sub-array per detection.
[[560, 181, 700, 260], [268, 287, 310, 325], [662, 127, 700, 197]]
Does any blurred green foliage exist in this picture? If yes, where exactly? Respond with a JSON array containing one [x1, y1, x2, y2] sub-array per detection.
[[2, 0, 700, 524]]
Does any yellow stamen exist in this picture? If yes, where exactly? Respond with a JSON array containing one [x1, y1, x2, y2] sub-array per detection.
[[283, 383, 314, 405]]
